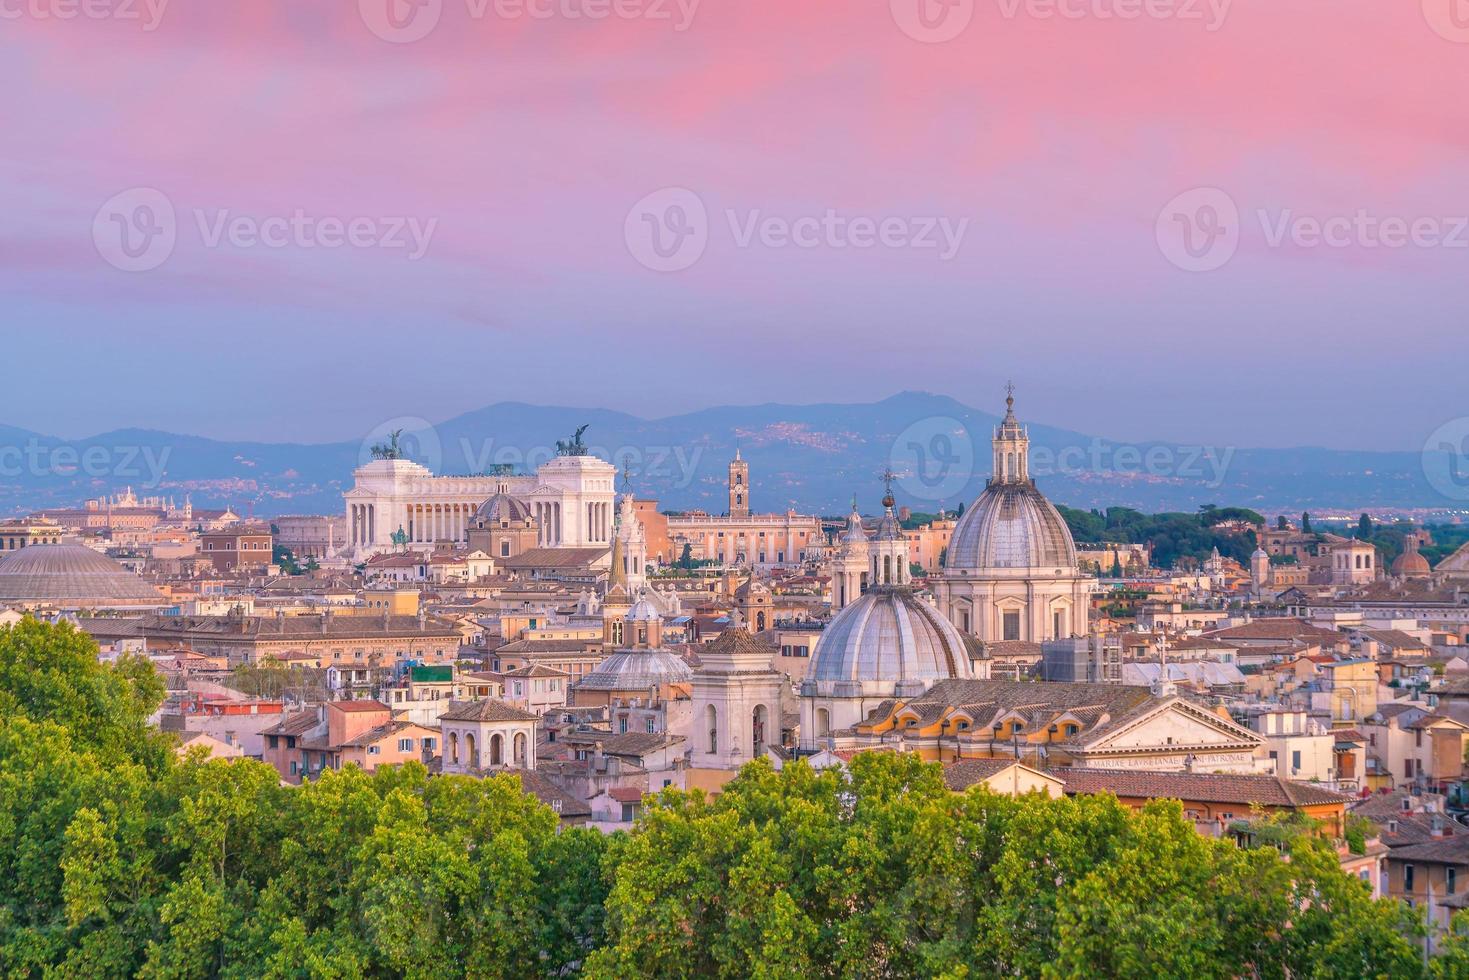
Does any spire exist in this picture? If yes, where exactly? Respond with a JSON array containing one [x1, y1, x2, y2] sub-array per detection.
[[992, 383, 1030, 485], [881, 467, 896, 510]]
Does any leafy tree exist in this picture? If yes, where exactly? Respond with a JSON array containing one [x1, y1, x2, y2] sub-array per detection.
[[1358, 513, 1373, 539], [1302, 511, 1313, 533]]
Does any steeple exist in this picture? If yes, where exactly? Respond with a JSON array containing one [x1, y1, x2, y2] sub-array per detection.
[[992, 382, 1030, 485], [728, 446, 750, 519]]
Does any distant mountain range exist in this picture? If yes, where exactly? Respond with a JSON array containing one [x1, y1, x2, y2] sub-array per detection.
[[0, 392, 1459, 520]]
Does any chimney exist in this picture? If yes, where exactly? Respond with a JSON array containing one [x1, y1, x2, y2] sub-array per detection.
[[1433, 814, 1447, 838]]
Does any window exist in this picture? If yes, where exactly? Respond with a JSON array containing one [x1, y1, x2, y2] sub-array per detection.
[[268, 735, 279, 749], [1003, 611, 1021, 641], [1291, 750, 1301, 772], [646, 718, 656, 733], [398, 738, 414, 752], [619, 717, 629, 734], [1405, 865, 1415, 892], [1450, 868, 1458, 894], [368, 746, 380, 755]]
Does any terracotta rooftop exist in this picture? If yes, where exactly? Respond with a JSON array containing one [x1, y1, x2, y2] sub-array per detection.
[[438, 699, 541, 723], [1049, 768, 1352, 808]]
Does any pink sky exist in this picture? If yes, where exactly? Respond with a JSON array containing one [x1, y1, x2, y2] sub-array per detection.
[[2, 1, 1465, 449]]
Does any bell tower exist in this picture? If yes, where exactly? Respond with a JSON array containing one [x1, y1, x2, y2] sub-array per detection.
[[728, 448, 750, 518]]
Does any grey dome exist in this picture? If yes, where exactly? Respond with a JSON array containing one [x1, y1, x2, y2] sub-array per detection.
[[474, 492, 532, 525], [945, 483, 1076, 571], [0, 544, 164, 606], [809, 587, 971, 689], [573, 647, 693, 693]]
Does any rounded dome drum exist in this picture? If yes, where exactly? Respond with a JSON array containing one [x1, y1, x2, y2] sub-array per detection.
[[473, 492, 531, 525], [808, 587, 971, 690], [945, 483, 1077, 571], [0, 544, 164, 605]]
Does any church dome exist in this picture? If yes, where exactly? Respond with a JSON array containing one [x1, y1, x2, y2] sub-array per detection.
[[0, 544, 164, 606], [945, 482, 1077, 571], [573, 646, 693, 693], [1392, 549, 1431, 578], [473, 492, 531, 525], [808, 586, 971, 693]]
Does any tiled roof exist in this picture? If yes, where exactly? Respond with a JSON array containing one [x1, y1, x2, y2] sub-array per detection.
[[337, 720, 422, 748], [1385, 837, 1469, 865], [503, 547, 608, 570], [438, 699, 541, 723], [1207, 619, 1344, 643], [1051, 768, 1352, 808], [329, 700, 390, 712], [606, 786, 645, 803], [943, 759, 1034, 790], [261, 711, 323, 737], [518, 770, 591, 817]]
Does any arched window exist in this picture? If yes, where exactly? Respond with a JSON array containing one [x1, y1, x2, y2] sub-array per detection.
[[449, 731, 459, 765], [466, 733, 477, 767], [816, 708, 830, 737], [752, 704, 768, 756], [706, 704, 718, 754], [513, 732, 527, 767], [756, 611, 766, 631], [490, 733, 504, 766]]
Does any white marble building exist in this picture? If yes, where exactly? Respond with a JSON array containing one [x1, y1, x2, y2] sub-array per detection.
[[344, 454, 616, 560]]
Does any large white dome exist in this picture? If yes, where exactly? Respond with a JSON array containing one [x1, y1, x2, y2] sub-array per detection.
[[805, 586, 971, 698], [945, 482, 1077, 572], [0, 544, 164, 606]]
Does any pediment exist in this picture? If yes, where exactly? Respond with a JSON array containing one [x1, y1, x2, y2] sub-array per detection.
[[1083, 700, 1260, 752]]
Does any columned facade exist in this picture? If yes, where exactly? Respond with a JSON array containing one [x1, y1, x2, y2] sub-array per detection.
[[344, 455, 616, 561]]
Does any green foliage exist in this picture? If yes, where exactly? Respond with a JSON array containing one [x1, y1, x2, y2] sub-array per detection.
[[0, 618, 1447, 978], [590, 756, 1425, 979], [1056, 505, 1262, 569]]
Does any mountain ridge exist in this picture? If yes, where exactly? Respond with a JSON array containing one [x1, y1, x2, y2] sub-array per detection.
[[0, 392, 1453, 518]]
